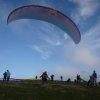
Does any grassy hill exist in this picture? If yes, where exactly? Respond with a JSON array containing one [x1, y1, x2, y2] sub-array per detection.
[[0, 80, 100, 100]]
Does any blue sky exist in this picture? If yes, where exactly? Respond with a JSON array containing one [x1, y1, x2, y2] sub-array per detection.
[[0, 0, 100, 81]]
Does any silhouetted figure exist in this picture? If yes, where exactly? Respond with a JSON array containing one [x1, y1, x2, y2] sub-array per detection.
[[42, 71, 48, 84], [76, 74, 81, 82], [87, 75, 94, 86], [35, 75, 38, 79], [3, 71, 7, 81], [60, 75, 63, 81], [67, 78, 71, 82], [74, 79, 77, 82], [40, 74, 43, 81], [6, 70, 11, 82], [50, 75, 54, 81], [92, 70, 98, 86]]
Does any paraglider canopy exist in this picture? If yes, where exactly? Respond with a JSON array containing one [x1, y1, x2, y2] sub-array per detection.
[[7, 5, 81, 44]]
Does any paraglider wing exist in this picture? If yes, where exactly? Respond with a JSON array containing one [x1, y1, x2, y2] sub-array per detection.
[[7, 5, 81, 44]]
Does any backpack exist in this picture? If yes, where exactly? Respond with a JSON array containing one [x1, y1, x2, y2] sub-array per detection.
[[43, 74, 47, 79], [3, 72, 7, 76], [93, 73, 97, 78]]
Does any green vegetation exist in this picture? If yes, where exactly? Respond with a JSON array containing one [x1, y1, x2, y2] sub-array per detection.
[[0, 80, 100, 100]]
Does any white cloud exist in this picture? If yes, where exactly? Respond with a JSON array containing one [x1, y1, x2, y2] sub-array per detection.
[[29, 45, 51, 59], [50, 66, 93, 81], [37, 66, 100, 81], [33, 45, 43, 53], [8, 18, 64, 59], [69, 0, 100, 22], [43, 37, 62, 46], [29, 0, 53, 8], [74, 47, 100, 68], [64, 43, 100, 68], [64, 33, 69, 40], [83, 21, 100, 37], [6, 1, 100, 69], [64, 21, 100, 68]]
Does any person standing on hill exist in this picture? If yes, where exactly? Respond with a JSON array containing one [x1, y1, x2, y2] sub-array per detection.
[[50, 75, 54, 81], [6, 70, 11, 82], [3, 71, 7, 81], [35, 75, 38, 79], [76, 74, 79, 82], [42, 71, 48, 84], [76, 74, 81, 82], [92, 70, 98, 86], [60, 75, 63, 81]]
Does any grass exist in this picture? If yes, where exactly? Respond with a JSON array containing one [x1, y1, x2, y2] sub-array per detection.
[[0, 80, 100, 100]]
